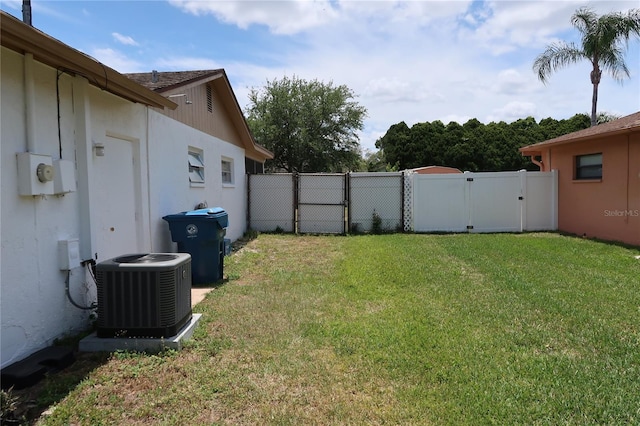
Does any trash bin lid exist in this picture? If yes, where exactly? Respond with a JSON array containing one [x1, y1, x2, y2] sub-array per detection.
[[185, 207, 228, 227], [185, 207, 226, 217], [163, 207, 228, 228]]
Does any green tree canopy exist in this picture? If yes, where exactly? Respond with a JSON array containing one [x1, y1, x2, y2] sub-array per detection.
[[375, 114, 591, 172], [533, 7, 640, 126], [246, 76, 367, 173]]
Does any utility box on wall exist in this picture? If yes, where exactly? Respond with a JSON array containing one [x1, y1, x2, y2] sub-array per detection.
[[58, 239, 81, 270], [17, 152, 54, 196]]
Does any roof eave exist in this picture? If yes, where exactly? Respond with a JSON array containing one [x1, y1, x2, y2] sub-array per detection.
[[520, 126, 639, 154], [153, 71, 225, 94], [212, 72, 275, 161]]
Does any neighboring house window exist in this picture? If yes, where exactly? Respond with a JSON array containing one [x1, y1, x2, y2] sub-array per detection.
[[575, 153, 602, 180], [221, 158, 234, 185], [207, 85, 213, 113], [188, 149, 205, 186]]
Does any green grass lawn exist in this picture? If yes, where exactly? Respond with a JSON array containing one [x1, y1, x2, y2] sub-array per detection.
[[35, 233, 640, 425]]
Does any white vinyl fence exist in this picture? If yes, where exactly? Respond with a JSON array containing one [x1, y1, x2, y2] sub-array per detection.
[[411, 170, 557, 233], [248, 170, 557, 234]]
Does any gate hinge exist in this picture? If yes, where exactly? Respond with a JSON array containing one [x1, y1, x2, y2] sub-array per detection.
[[518, 196, 524, 200], [466, 178, 474, 182], [467, 225, 474, 230]]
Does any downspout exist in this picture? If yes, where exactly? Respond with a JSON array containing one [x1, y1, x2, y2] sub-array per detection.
[[73, 76, 97, 262], [626, 134, 630, 224], [24, 53, 36, 152], [146, 107, 154, 250], [531, 157, 544, 171]]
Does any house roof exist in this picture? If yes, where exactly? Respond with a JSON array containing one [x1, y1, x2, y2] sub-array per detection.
[[520, 111, 640, 154], [407, 165, 462, 174], [126, 70, 274, 160], [126, 70, 223, 92], [0, 11, 177, 110]]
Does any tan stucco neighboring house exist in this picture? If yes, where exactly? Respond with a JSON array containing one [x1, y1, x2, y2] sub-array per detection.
[[125, 70, 273, 173], [520, 112, 640, 246]]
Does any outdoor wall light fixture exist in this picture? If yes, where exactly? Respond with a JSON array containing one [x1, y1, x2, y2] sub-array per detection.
[[167, 93, 193, 105], [93, 142, 105, 157]]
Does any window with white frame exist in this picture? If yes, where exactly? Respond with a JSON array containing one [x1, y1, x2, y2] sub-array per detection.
[[188, 148, 205, 185], [575, 153, 602, 180], [221, 157, 233, 185]]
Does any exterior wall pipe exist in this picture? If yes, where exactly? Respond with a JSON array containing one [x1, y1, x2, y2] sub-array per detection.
[[73, 76, 97, 262], [22, 0, 32, 26], [531, 157, 544, 171], [24, 52, 36, 152], [625, 134, 630, 224]]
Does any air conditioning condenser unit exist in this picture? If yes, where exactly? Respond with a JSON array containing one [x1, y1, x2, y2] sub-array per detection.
[[96, 253, 192, 338]]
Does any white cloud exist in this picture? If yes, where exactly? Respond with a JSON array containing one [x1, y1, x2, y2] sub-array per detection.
[[337, 0, 471, 28], [168, 0, 339, 35], [90, 48, 144, 73], [466, 1, 640, 55], [154, 56, 222, 71], [441, 113, 473, 126], [487, 101, 537, 123], [494, 68, 537, 95], [362, 78, 438, 104], [112, 32, 139, 46], [168, 0, 474, 36]]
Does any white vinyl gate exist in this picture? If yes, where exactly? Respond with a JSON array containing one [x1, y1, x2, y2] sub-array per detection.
[[411, 170, 557, 233]]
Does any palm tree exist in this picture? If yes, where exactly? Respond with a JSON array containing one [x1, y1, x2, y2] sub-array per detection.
[[533, 7, 640, 126]]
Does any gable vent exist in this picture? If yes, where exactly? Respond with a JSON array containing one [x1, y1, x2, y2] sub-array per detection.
[[207, 85, 213, 113]]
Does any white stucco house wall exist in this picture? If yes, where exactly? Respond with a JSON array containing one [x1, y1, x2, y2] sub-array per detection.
[[125, 69, 274, 247], [0, 12, 272, 368]]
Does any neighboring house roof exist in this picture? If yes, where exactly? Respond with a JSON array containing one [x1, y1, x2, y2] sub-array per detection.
[[126, 69, 274, 160], [407, 166, 462, 174], [126, 70, 222, 92], [0, 11, 177, 110], [521, 111, 640, 155]]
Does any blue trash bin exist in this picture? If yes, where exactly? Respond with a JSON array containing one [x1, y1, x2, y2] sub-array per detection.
[[163, 207, 228, 285]]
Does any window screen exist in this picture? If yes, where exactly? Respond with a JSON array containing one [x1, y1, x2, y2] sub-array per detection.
[[575, 153, 602, 180]]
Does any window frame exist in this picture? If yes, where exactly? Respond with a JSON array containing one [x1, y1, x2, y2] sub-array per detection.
[[188, 148, 205, 187], [574, 152, 602, 181], [221, 157, 234, 186]]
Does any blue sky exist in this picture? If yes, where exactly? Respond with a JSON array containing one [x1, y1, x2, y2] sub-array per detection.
[[2, 0, 639, 152]]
